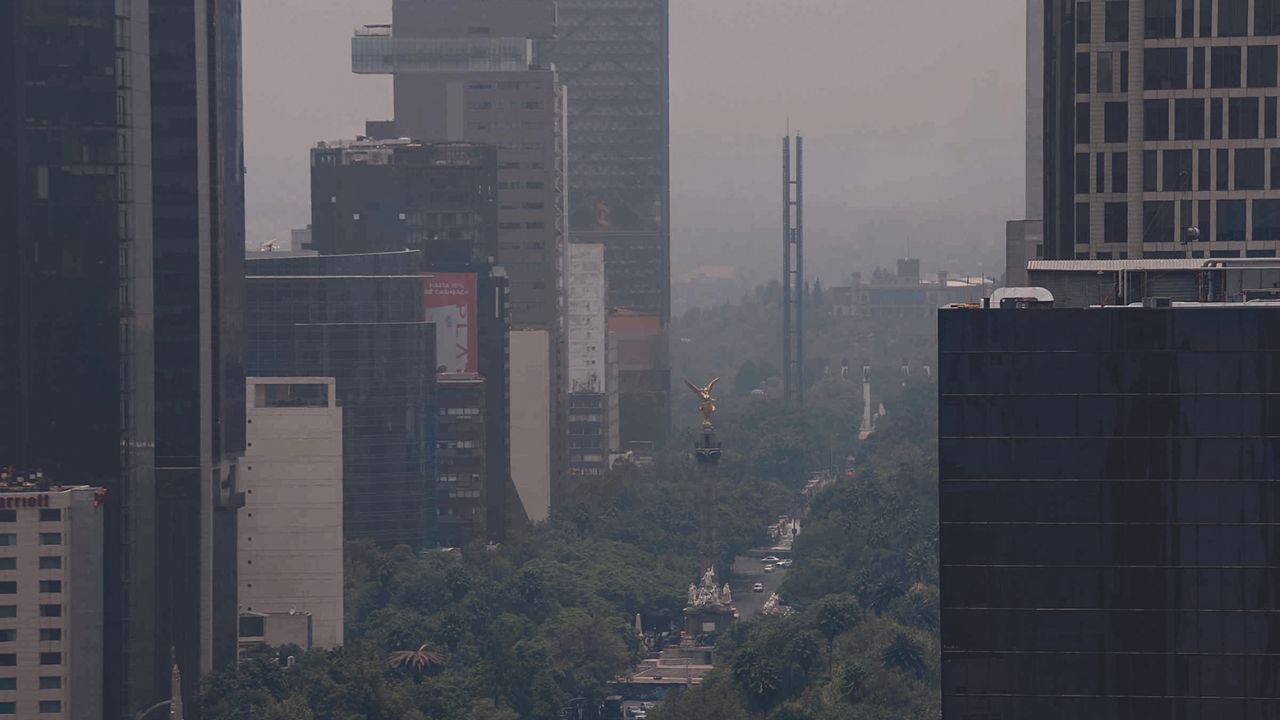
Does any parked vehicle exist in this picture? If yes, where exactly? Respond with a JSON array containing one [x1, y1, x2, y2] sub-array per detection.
[[777, 559, 793, 568]]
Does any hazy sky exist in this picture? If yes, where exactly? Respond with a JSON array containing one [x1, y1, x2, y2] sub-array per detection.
[[244, 1, 1025, 278]]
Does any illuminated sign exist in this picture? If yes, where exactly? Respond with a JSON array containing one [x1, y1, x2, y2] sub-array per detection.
[[0, 494, 50, 509]]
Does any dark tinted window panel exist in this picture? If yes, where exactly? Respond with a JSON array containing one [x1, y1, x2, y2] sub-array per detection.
[[1272, 148, 1280, 188], [1229, 96, 1260, 138], [1097, 51, 1114, 92], [1145, 0, 1176, 37], [1219, 0, 1249, 36], [1217, 148, 1230, 191], [1104, 102, 1128, 143], [1105, 1, 1130, 41], [1143, 149, 1159, 191], [1104, 202, 1128, 243], [1163, 149, 1192, 190], [1181, 0, 1195, 37], [1253, 200, 1280, 240], [1112, 151, 1128, 192], [1193, 46, 1206, 87], [1077, 102, 1092, 143], [1211, 97, 1224, 138], [1120, 51, 1130, 90], [1258, 0, 1280, 35], [1199, 199, 1211, 236], [1076, 52, 1091, 92], [1218, 199, 1246, 240], [1248, 46, 1279, 86], [1174, 97, 1205, 139], [1199, 148, 1212, 190], [1077, 1, 1093, 42], [1096, 152, 1105, 193], [1076, 153, 1091, 193], [1144, 47, 1188, 88], [1200, 0, 1213, 36], [1212, 46, 1242, 87], [1144, 99, 1170, 140], [1235, 148, 1265, 190], [1144, 201, 1175, 243], [1076, 203, 1091, 245]]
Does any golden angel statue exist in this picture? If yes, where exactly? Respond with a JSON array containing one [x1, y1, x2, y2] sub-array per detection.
[[685, 377, 719, 429]]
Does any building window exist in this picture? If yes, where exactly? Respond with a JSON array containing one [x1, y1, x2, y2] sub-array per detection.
[[1105, 202, 1128, 243], [1076, 203, 1091, 245], [38, 700, 60, 713], [0, 536, 15, 548], [1199, 199, 1212, 235], [38, 628, 60, 642], [37, 580, 60, 594], [1212, 46, 1242, 87], [0, 702, 13, 715], [38, 652, 60, 666], [1145, 0, 1177, 37], [1105, 1, 1130, 41], [1076, 52, 1091, 92], [1229, 97, 1260, 138], [1144, 201, 1176, 243], [1219, 0, 1249, 36], [0, 513, 13, 524], [1144, 150, 1159, 191], [1211, 97, 1224, 138], [1145, 47, 1187, 89], [38, 677, 60, 690], [1105, 102, 1128, 143], [1097, 51, 1114, 92], [1112, 151, 1128, 192], [1272, 148, 1280, 187], [1181, 0, 1196, 37], [1260, 0, 1280, 35], [1075, 1, 1095, 42], [1217, 148, 1230, 190], [1267, 97, 1278, 137], [1096, 152, 1106, 192], [1076, 153, 1091, 193], [0, 656, 13, 668], [37, 557, 59, 570], [1076, 102, 1092, 142], [0, 609, 14, 620], [1120, 51, 1130, 90], [1144, 99, 1170, 140], [0, 584, 14, 597], [1193, 46, 1206, 88], [0, 632, 13, 643], [1164, 149, 1193, 190], [1248, 46, 1279, 86], [1200, 0, 1214, 35], [1217, 200, 1247, 240], [1235, 148, 1265, 189], [0, 560, 13, 572], [1199, 149, 1212, 190], [37, 534, 60, 546], [38, 605, 60, 618], [0, 678, 12, 690], [1174, 98, 1205, 140], [1255, 200, 1280, 240]]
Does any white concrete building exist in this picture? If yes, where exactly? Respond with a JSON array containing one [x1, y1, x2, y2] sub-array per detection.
[[568, 243, 608, 394], [0, 479, 104, 720], [240, 378, 344, 649], [510, 331, 552, 523]]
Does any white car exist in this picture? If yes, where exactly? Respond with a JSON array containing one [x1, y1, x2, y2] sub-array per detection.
[[777, 559, 793, 568], [753, 582, 765, 592], [761, 556, 781, 563], [763, 564, 775, 573]]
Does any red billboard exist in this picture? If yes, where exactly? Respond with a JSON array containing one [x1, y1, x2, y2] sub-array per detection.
[[423, 273, 478, 373]]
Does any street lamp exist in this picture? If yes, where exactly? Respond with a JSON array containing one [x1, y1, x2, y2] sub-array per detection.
[[134, 699, 171, 720]]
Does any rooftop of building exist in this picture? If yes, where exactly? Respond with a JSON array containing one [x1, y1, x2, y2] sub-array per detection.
[[0, 469, 102, 494], [1029, 258, 1280, 271]]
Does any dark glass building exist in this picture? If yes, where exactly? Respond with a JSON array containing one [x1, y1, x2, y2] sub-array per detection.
[[940, 304, 1280, 719], [309, 139, 498, 266], [2, 1, 244, 715]]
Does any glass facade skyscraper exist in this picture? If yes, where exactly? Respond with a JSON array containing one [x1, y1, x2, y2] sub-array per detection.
[[940, 304, 1280, 718]]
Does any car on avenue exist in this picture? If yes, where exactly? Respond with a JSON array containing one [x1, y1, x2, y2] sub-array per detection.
[[761, 556, 781, 563], [777, 559, 793, 568], [763, 564, 775, 573], [753, 582, 765, 592]]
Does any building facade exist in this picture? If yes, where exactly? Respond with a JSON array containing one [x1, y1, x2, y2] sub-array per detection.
[[240, 378, 344, 649], [309, 139, 498, 267], [2, 1, 244, 715], [511, 330, 553, 523], [940, 303, 1280, 717], [435, 374, 488, 545], [1044, 0, 1280, 261], [0, 481, 105, 720]]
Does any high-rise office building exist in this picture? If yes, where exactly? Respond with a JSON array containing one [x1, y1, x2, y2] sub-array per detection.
[[2, 1, 244, 715], [1044, 0, 1280, 261], [940, 300, 1280, 718], [544, 0, 673, 450]]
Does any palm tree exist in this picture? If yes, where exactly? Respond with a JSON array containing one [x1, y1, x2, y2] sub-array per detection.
[[881, 633, 927, 681], [388, 642, 447, 675]]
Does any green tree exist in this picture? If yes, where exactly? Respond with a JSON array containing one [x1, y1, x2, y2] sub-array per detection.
[[815, 595, 862, 676], [881, 633, 928, 681], [389, 641, 448, 676], [840, 662, 869, 705]]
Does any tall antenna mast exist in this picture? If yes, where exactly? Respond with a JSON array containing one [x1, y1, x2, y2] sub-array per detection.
[[783, 135, 805, 409]]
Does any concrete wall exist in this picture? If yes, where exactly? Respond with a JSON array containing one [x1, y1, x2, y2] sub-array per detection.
[[511, 331, 552, 523], [241, 378, 344, 648], [568, 244, 607, 393]]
